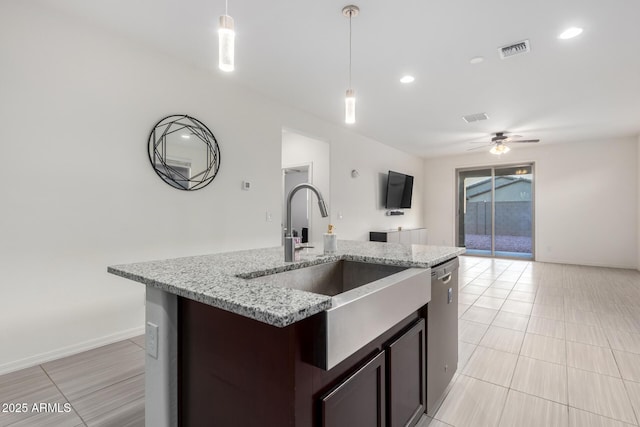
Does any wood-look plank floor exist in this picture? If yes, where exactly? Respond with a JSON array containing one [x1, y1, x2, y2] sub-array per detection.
[[0, 338, 144, 427], [4, 256, 640, 426]]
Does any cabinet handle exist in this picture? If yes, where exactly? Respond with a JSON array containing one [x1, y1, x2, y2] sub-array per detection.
[[438, 272, 452, 284]]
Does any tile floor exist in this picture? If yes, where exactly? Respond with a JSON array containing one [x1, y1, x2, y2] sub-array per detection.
[[425, 256, 640, 427], [4, 255, 640, 426], [0, 337, 144, 427]]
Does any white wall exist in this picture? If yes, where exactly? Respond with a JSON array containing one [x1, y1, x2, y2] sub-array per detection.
[[329, 133, 424, 240], [0, 2, 424, 373], [424, 137, 638, 268], [281, 128, 424, 243]]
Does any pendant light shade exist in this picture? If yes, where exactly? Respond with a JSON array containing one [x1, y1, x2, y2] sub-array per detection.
[[218, 14, 235, 72], [345, 89, 356, 124], [343, 5, 359, 124]]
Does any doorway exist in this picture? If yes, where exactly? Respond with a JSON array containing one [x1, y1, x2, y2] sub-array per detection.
[[282, 165, 311, 243], [281, 129, 330, 246], [456, 164, 534, 259]]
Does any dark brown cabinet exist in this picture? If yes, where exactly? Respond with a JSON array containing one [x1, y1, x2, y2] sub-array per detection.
[[386, 319, 426, 427], [320, 351, 386, 427], [320, 319, 426, 427], [179, 297, 426, 427]]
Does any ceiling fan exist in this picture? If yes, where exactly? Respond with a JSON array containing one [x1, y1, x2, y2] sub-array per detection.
[[468, 132, 540, 155]]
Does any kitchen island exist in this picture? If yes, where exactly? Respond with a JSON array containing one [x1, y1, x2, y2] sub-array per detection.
[[108, 240, 464, 427]]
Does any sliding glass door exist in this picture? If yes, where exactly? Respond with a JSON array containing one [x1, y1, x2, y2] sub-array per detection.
[[457, 168, 493, 255], [457, 164, 534, 259]]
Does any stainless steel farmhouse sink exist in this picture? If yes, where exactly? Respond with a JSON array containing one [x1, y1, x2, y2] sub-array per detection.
[[248, 260, 431, 370]]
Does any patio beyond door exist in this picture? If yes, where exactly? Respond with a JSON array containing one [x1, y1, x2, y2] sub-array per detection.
[[456, 164, 534, 259]]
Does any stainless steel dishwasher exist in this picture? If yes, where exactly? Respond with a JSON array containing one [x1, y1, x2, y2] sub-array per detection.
[[426, 257, 459, 414]]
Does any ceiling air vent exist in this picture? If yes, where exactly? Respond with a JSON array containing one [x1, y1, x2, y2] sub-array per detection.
[[498, 39, 530, 59], [462, 112, 489, 123]]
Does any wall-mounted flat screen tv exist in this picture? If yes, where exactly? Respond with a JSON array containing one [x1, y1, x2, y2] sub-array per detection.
[[385, 170, 414, 209]]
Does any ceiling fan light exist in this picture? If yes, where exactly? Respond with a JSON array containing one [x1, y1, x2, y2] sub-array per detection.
[[218, 15, 235, 72], [490, 144, 510, 155]]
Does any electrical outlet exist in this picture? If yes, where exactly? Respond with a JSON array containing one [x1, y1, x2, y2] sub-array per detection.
[[146, 322, 158, 359], [266, 211, 273, 222], [337, 211, 343, 220]]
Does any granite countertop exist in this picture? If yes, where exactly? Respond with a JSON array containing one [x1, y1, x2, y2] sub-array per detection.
[[108, 240, 465, 328]]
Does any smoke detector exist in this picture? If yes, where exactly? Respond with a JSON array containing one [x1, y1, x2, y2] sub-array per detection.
[[462, 112, 490, 123], [498, 39, 531, 59]]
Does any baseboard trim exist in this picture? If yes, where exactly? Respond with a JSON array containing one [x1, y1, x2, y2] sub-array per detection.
[[0, 326, 145, 376]]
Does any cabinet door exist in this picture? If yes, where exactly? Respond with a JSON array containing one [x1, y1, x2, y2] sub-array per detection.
[[386, 319, 426, 427], [417, 229, 428, 245], [386, 231, 400, 243], [398, 230, 412, 244], [321, 352, 386, 427]]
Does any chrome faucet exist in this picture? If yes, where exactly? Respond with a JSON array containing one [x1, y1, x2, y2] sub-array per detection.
[[284, 183, 329, 262]]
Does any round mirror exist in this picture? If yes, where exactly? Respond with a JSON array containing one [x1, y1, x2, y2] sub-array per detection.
[[148, 114, 221, 190]]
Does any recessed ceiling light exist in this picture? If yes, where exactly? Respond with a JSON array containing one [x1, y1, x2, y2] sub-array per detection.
[[469, 56, 485, 64], [400, 75, 415, 84], [558, 27, 583, 39]]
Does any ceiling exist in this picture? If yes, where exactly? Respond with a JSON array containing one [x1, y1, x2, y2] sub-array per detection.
[[42, 0, 640, 158]]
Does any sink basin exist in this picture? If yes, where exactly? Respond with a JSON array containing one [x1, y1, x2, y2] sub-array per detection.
[[249, 260, 407, 296], [248, 260, 431, 370]]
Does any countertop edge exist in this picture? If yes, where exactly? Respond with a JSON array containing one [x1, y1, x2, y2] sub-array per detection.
[[108, 266, 334, 327], [108, 242, 465, 328]]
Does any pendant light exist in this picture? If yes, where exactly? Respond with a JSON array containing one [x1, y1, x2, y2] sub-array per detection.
[[218, 0, 235, 72], [343, 5, 359, 124]]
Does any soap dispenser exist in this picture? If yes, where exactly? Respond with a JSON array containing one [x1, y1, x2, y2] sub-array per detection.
[[324, 224, 338, 255]]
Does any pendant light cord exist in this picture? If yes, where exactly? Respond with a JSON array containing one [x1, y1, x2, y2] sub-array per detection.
[[348, 12, 352, 90], [225, 0, 228, 15]]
